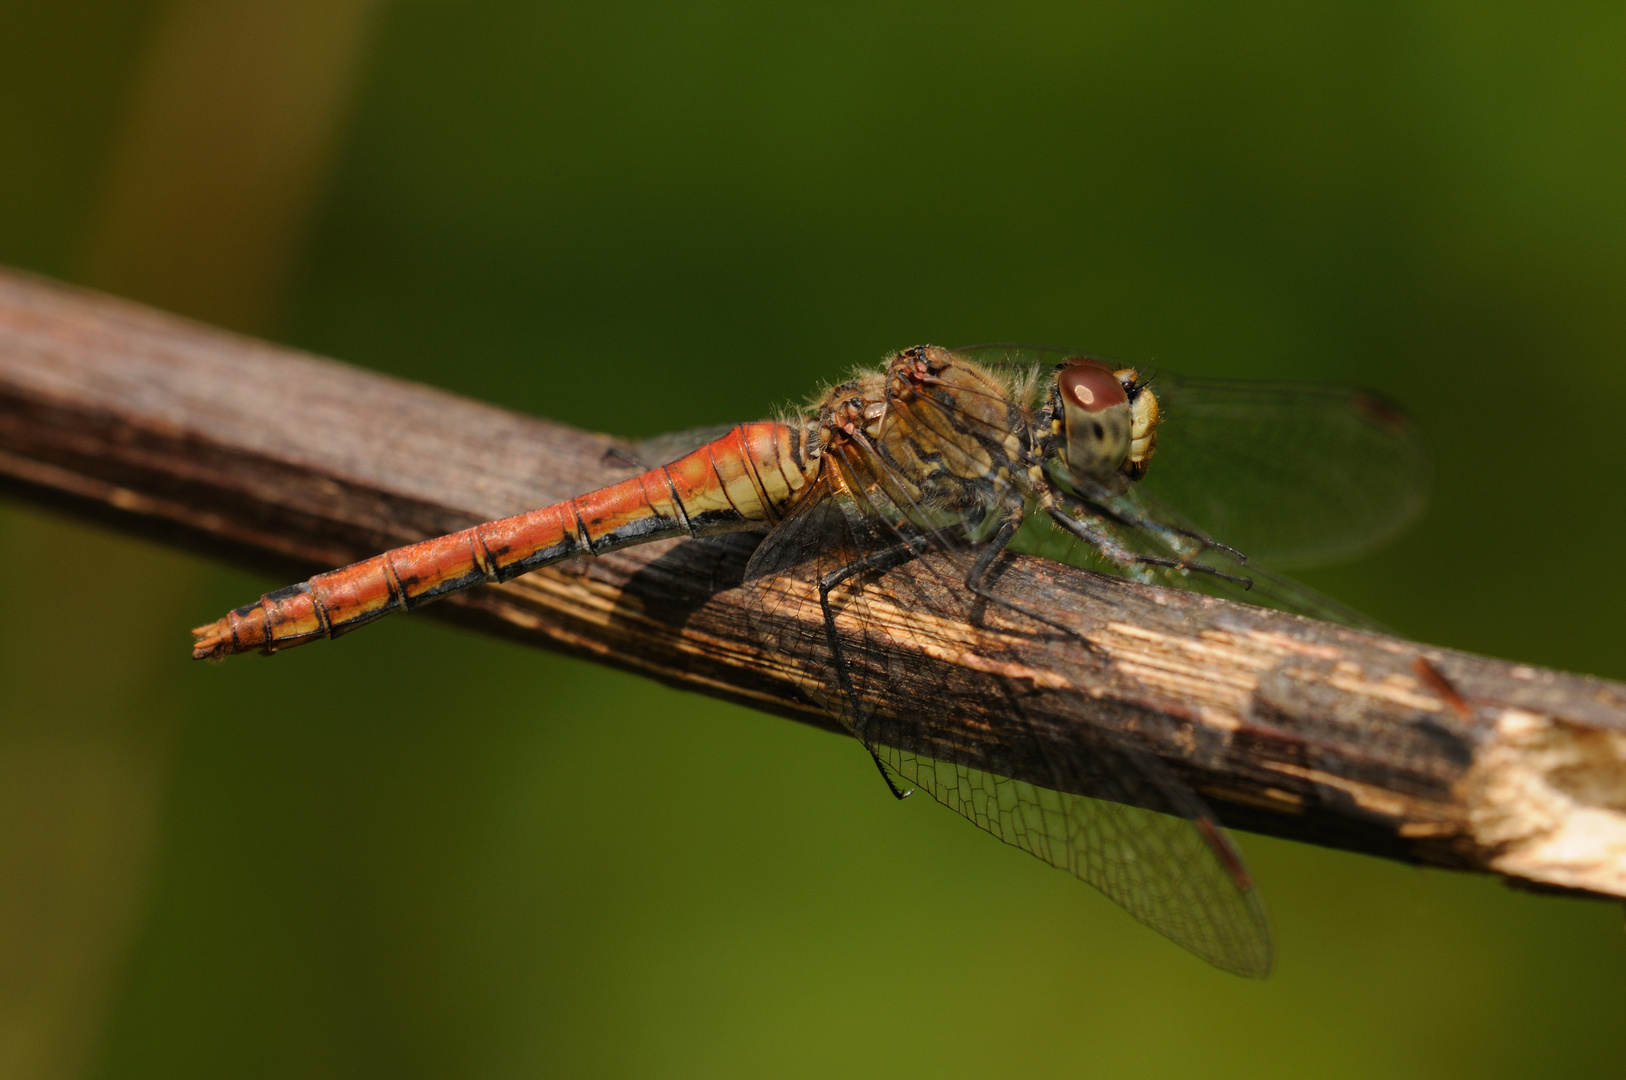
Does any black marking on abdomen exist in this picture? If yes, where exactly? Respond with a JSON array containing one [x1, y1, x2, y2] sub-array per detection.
[[382, 555, 411, 612], [734, 434, 779, 522], [265, 582, 311, 603], [687, 507, 754, 534], [592, 513, 688, 551], [569, 500, 597, 555], [659, 466, 696, 537]]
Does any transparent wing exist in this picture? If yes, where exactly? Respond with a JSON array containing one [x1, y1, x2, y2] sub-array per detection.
[[742, 466, 1273, 976], [949, 344, 1429, 568], [880, 747, 1272, 977], [1010, 485, 1386, 630], [1144, 376, 1428, 568]]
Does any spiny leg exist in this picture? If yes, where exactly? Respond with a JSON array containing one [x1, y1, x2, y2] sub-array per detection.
[[868, 749, 913, 800], [1054, 488, 1247, 565], [838, 438, 1106, 648], [1043, 498, 1255, 589], [961, 513, 1108, 652]]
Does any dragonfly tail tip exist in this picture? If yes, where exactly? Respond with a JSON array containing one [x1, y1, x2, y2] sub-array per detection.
[[190, 620, 232, 661]]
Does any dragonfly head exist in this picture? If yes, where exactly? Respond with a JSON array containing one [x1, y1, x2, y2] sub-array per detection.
[[1054, 360, 1159, 486]]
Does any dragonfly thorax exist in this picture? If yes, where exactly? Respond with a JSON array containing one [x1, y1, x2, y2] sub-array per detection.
[[881, 347, 1028, 509]]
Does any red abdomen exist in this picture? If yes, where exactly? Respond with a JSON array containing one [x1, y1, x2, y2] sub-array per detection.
[[192, 421, 819, 659]]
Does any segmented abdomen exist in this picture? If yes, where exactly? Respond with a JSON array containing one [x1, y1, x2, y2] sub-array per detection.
[[192, 421, 817, 659]]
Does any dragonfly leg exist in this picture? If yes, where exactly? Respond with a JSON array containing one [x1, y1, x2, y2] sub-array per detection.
[[817, 539, 927, 731], [1045, 500, 1255, 589], [1055, 489, 1247, 565], [818, 541, 931, 800], [962, 515, 1105, 652], [868, 747, 914, 800]]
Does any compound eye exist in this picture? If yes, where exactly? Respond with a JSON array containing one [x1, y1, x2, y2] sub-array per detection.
[[1057, 359, 1133, 485], [1057, 360, 1129, 413]]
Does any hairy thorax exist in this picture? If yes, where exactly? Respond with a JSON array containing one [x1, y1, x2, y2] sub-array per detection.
[[811, 347, 1031, 532]]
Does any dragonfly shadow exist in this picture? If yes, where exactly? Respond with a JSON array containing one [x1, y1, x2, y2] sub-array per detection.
[[612, 531, 767, 629]]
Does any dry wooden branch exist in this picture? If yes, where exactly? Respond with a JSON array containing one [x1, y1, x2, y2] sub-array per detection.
[[2, 267, 1623, 901]]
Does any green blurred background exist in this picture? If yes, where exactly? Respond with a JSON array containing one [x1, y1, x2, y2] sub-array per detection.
[[2, 1, 1624, 1077]]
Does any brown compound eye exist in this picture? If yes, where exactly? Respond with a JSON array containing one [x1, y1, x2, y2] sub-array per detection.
[[1056, 359, 1134, 485], [1057, 360, 1129, 413]]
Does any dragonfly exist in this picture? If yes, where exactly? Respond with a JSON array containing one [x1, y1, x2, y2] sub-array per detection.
[[192, 344, 1427, 976]]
